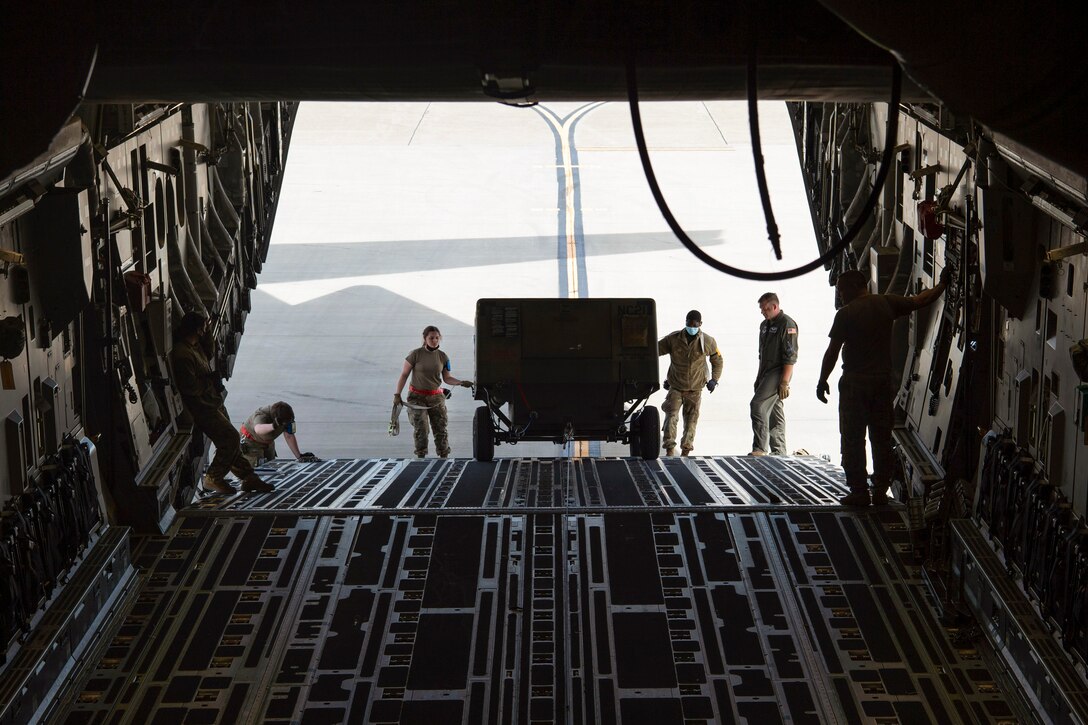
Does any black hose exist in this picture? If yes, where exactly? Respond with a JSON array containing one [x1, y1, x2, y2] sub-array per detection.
[[626, 61, 902, 281], [747, 17, 782, 259]]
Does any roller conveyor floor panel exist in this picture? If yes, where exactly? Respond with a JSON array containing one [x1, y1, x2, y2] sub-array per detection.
[[57, 457, 1017, 724]]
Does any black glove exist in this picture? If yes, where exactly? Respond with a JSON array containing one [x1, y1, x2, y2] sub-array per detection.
[[939, 266, 952, 287], [459, 380, 474, 388], [816, 380, 830, 403], [298, 452, 319, 462], [663, 380, 670, 390], [706, 379, 718, 393], [204, 370, 226, 393]]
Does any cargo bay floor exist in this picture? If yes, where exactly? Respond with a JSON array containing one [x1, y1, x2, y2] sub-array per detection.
[[56, 456, 1019, 724]]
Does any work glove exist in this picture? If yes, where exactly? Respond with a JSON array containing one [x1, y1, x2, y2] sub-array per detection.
[[394, 393, 404, 406], [778, 381, 790, 400], [298, 452, 319, 462], [706, 379, 718, 393], [459, 380, 474, 388], [205, 371, 226, 393], [816, 380, 830, 403], [663, 380, 670, 390], [939, 266, 952, 287]]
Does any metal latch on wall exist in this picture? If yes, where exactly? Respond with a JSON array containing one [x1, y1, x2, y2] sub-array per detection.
[[1078, 384, 1088, 444]]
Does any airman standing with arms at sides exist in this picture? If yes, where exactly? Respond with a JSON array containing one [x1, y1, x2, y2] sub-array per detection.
[[750, 292, 798, 456], [658, 310, 724, 457], [239, 401, 319, 467], [169, 311, 273, 494], [817, 269, 947, 506], [394, 325, 473, 458]]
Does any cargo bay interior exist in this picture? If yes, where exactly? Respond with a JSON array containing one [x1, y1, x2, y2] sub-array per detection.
[[2, 2, 1088, 723]]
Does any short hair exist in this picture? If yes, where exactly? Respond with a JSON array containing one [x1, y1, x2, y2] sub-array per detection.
[[175, 310, 208, 340], [685, 309, 701, 324], [836, 270, 868, 292], [270, 401, 295, 424], [422, 325, 442, 339], [757, 292, 779, 305]]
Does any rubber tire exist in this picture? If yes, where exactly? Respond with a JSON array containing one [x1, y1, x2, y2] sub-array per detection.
[[473, 406, 495, 462], [638, 406, 661, 460], [628, 412, 641, 458]]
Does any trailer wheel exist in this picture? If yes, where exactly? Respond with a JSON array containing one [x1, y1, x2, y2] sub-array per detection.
[[638, 406, 660, 460], [473, 406, 495, 462]]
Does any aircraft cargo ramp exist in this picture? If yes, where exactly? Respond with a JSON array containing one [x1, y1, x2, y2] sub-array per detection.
[[52, 456, 1022, 724]]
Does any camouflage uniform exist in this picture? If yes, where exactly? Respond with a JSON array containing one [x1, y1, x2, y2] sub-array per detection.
[[658, 329, 724, 453], [239, 406, 286, 467], [170, 338, 256, 484], [829, 294, 914, 496], [404, 346, 453, 458], [751, 311, 798, 455], [407, 393, 450, 458]]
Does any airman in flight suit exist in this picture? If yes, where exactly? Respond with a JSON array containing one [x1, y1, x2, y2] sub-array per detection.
[[750, 292, 798, 456]]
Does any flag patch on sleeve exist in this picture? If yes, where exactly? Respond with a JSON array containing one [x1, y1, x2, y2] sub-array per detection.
[[787, 327, 797, 334]]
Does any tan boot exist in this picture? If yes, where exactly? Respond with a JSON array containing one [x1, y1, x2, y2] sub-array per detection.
[[665, 447, 675, 457], [681, 449, 691, 457], [839, 490, 871, 507], [202, 475, 235, 495], [241, 475, 274, 493], [748, 450, 767, 457]]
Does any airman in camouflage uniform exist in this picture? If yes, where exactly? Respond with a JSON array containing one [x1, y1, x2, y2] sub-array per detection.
[[658, 310, 724, 456], [394, 325, 473, 458], [818, 270, 947, 506], [239, 401, 316, 466], [169, 312, 272, 494]]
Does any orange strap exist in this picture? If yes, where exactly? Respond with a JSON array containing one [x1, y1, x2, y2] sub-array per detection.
[[409, 386, 443, 396]]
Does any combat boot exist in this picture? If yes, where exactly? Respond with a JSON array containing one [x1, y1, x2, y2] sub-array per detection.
[[665, 448, 675, 456], [870, 487, 890, 506], [241, 475, 274, 493], [681, 449, 691, 457], [839, 489, 871, 507], [203, 475, 235, 495]]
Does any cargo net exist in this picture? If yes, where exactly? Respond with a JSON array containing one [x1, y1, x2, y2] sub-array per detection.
[[0, 436, 103, 667], [975, 433, 1088, 665]]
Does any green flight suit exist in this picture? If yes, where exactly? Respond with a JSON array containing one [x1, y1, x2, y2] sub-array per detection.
[[751, 311, 799, 455]]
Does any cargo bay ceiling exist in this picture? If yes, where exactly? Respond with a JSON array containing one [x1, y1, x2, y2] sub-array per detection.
[[3, 0, 1086, 186]]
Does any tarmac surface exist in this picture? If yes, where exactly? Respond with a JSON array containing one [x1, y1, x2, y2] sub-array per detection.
[[227, 101, 845, 461]]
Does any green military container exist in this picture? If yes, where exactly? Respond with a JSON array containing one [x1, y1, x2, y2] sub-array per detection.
[[472, 298, 661, 461]]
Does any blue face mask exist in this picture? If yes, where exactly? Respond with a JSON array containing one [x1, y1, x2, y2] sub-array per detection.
[[685, 326, 700, 335]]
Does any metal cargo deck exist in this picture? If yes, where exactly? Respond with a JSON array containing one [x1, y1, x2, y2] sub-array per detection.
[[54, 457, 1017, 724]]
